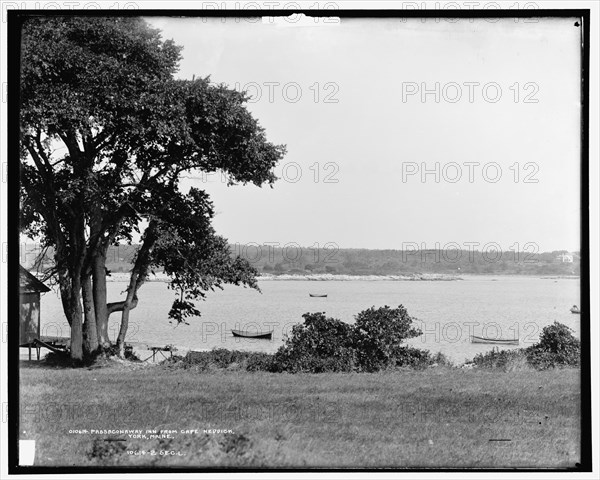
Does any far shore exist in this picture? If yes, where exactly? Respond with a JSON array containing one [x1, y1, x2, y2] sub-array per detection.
[[105, 272, 464, 283], [103, 271, 580, 283]]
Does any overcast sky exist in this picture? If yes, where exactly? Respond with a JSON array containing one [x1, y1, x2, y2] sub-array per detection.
[[146, 16, 581, 252]]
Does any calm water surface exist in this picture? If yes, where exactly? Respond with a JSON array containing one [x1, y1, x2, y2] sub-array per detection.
[[38, 275, 580, 363]]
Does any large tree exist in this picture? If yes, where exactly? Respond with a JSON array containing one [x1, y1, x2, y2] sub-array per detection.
[[19, 17, 286, 360]]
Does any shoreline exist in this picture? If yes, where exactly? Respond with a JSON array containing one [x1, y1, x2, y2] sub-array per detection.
[[105, 272, 464, 283], [104, 272, 580, 283], [257, 273, 463, 281]]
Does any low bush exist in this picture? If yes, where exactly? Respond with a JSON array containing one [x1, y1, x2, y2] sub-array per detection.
[[160, 349, 277, 372], [391, 346, 451, 369], [472, 321, 580, 371], [44, 350, 78, 367], [272, 312, 358, 373], [159, 306, 453, 374], [245, 352, 277, 372], [353, 305, 422, 372], [272, 306, 437, 373], [526, 321, 580, 369], [472, 348, 528, 371]]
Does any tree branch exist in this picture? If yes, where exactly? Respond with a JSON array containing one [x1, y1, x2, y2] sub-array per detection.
[[107, 295, 139, 315], [34, 130, 54, 173]]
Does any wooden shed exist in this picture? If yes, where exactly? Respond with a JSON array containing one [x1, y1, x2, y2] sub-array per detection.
[[19, 266, 50, 347]]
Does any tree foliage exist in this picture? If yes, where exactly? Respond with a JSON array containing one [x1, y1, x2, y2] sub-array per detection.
[[352, 305, 423, 372], [273, 312, 357, 373], [472, 321, 580, 371], [526, 321, 580, 369], [19, 17, 286, 360]]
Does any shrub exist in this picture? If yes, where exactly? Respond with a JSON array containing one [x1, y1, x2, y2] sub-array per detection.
[[204, 349, 247, 368], [160, 306, 446, 374], [472, 322, 580, 370], [44, 350, 77, 367], [159, 350, 221, 371], [352, 305, 422, 372], [391, 346, 451, 369], [272, 312, 357, 373], [272, 307, 430, 373], [245, 352, 277, 372], [525, 322, 580, 369], [123, 344, 141, 362], [160, 349, 276, 372], [472, 348, 528, 371], [160, 354, 186, 367]]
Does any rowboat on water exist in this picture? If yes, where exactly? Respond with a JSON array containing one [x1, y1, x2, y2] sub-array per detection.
[[309, 294, 327, 298], [231, 329, 273, 339], [471, 335, 519, 346], [570, 305, 581, 314]]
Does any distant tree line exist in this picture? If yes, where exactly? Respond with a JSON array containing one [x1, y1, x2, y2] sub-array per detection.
[[26, 244, 580, 277], [252, 246, 580, 276]]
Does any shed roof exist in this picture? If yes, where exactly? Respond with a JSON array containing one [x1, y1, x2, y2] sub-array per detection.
[[19, 266, 51, 294]]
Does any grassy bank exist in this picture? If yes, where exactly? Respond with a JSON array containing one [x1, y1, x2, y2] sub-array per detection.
[[19, 361, 580, 468]]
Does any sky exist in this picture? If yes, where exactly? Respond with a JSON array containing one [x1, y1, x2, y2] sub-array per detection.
[[144, 16, 582, 253]]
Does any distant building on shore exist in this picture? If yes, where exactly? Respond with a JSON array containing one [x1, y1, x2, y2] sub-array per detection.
[[555, 253, 574, 263]]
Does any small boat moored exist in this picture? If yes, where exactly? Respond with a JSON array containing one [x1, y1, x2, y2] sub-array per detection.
[[231, 329, 273, 339], [471, 335, 519, 346], [309, 294, 327, 298], [570, 305, 581, 314]]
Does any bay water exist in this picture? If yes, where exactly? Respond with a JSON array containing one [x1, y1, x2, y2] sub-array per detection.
[[37, 275, 580, 364]]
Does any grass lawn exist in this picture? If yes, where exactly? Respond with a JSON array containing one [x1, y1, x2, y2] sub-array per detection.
[[19, 360, 581, 468]]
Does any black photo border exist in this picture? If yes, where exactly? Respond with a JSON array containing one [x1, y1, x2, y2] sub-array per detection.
[[5, 6, 592, 475]]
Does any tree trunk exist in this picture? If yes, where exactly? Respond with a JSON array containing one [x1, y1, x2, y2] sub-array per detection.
[[69, 277, 84, 361], [116, 306, 131, 358], [108, 293, 139, 357], [92, 253, 110, 348], [114, 222, 157, 357], [115, 268, 144, 357], [82, 274, 99, 356], [57, 269, 73, 327]]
